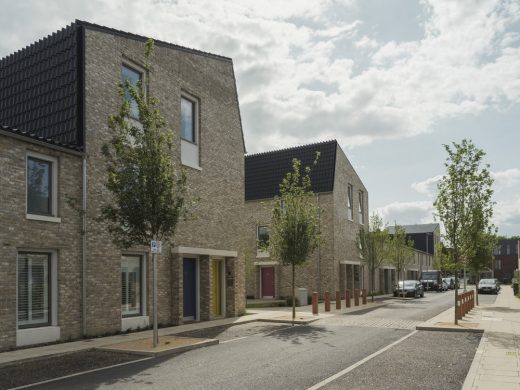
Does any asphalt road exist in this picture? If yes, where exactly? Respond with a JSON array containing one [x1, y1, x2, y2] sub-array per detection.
[[30, 289, 482, 390]]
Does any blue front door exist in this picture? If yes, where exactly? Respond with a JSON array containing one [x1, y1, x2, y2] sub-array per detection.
[[183, 258, 197, 320]]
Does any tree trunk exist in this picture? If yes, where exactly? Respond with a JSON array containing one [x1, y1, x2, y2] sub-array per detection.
[[371, 267, 375, 303], [292, 263, 296, 323], [475, 274, 479, 306], [454, 273, 459, 325]]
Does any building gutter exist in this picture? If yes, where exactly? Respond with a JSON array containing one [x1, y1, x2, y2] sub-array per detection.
[[81, 157, 87, 337], [316, 193, 321, 298]]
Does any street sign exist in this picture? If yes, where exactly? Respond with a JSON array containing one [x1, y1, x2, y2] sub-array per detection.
[[150, 240, 162, 254]]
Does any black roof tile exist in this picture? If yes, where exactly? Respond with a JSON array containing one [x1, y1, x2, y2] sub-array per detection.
[[245, 140, 337, 201], [0, 124, 83, 152]]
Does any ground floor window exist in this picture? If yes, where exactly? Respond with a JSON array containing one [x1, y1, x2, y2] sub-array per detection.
[[17, 252, 51, 328], [121, 255, 143, 317]]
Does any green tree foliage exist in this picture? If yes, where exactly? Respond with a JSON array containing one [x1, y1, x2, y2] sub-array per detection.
[[102, 39, 190, 345], [434, 139, 494, 323], [101, 39, 189, 247], [433, 242, 457, 275], [358, 214, 389, 302], [267, 155, 320, 321], [388, 224, 415, 297], [469, 232, 497, 304]]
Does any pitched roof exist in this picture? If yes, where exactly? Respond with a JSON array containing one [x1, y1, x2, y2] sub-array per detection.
[[388, 223, 439, 234], [245, 140, 337, 201], [0, 124, 83, 152], [0, 23, 81, 148], [0, 20, 235, 152]]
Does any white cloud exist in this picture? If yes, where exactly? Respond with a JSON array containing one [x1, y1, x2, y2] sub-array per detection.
[[493, 198, 520, 233], [491, 168, 520, 189], [411, 175, 443, 197], [374, 200, 435, 226], [1, 0, 519, 153]]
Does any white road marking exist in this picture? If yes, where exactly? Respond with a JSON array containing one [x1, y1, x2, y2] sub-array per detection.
[[220, 336, 249, 344], [307, 330, 418, 390]]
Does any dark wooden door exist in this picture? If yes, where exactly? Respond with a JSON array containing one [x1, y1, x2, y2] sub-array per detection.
[[261, 267, 275, 298], [183, 258, 197, 319]]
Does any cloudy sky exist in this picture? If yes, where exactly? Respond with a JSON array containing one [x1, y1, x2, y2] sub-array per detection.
[[2, 0, 519, 235]]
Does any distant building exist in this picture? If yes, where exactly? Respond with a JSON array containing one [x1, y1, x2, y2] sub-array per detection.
[[383, 224, 440, 291], [493, 238, 520, 283], [244, 140, 369, 300]]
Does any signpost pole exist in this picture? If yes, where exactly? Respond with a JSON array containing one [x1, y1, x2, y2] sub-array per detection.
[[153, 250, 158, 347]]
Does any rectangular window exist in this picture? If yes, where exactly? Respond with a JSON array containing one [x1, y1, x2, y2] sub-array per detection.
[[121, 64, 142, 119], [27, 157, 52, 215], [496, 259, 502, 270], [257, 226, 270, 250], [347, 184, 353, 220], [181, 96, 196, 143], [17, 252, 51, 328], [506, 245, 510, 255], [121, 255, 142, 317], [358, 191, 364, 224]]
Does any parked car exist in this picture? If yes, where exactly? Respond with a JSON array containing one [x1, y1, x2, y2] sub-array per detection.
[[420, 270, 443, 292], [440, 280, 449, 291], [393, 280, 424, 298], [478, 279, 500, 294], [442, 277, 455, 290]]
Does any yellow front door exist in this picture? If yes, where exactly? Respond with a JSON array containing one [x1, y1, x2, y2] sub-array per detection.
[[212, 260, 222, 316]]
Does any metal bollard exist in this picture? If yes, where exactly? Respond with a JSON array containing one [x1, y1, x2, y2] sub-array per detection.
[[336, 290, 341, 310], [345, 289, 351, 308], [324, 291, 331, 312], [362, 289, 367, 305], [312, 292, 319, 315], [354, 288, 359, 306], [456, 293, 462, 320]]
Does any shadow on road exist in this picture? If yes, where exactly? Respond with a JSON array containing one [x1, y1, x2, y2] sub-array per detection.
[[263, 324, 333, 345]]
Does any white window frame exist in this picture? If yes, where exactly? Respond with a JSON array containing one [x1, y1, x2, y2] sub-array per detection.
[[180, 91, 201, 170], [16, 249, 59, 347], [121, 253, 149, 331], [26, 151, 60, 223], [347, 184, 354, 221], [358, 190, 364, 225], [121, 62, 144, 120], [257, 225, 270, 258]]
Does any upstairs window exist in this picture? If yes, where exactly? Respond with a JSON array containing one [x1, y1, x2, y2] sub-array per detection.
[[27, 157, 52, 216], [181, 96, 196, 143], [347, 184, 353, 220], [121, 64, 142, 119], [358, 190, 364, 224], [506, 245, 510, 255], [257, 226, 270, 251]]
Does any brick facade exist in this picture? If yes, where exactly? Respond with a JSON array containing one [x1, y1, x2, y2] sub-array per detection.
[[0, 23, 245, 351]]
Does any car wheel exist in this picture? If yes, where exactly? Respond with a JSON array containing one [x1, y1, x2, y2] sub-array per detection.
[[421, 292, 424, 298]]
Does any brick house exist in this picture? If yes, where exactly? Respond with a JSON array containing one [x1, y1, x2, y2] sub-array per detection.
[[0, 20, 245, 351], [382, 223, 440, 293], [244, 140, 369, 301], [493, 238, 520, 283]]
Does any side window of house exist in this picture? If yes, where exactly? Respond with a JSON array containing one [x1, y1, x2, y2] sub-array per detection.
[[121, 64, 142, 119], [358, 190, 364, 224], [506, 245, 510, 255], [180, 94, 200, 169], [496, 259, 502, 270], [257, 226, 270, 251], [17, 252, 51, 328], [121, 255, 143, 317], [347, 184, 353, 220], [27, 154, 58, 218]]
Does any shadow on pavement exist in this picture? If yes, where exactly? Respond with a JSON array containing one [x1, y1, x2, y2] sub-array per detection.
[[262, 324, 333, 345]]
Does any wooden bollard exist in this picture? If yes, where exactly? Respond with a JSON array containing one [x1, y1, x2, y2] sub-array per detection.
[[324, 291, 331, 312], [362, 289, 367, 305], [345, 289, 351, 308], [336, 290, 341, 310], [312, 292, 319, 315], [456, 294, 462, 320], [354, 288, 359, 306]]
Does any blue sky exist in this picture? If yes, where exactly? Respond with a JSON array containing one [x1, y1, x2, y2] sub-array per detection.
[[1, 0, 519, 235]]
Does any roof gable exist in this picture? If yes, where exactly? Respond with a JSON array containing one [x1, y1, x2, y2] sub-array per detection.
[[245, 140, 337, 201]]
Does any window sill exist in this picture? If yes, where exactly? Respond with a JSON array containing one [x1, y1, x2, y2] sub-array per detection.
[[26, 214, 61, 223], [182, 163, 202, 171], [122, 315, 149, 332], [256, 251, 270, 258]]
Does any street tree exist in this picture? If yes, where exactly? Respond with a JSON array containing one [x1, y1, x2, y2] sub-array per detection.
[[266, 156, 320, 322], [434, 139, 494, 324], [102, 39, 189, 346], [433, 242, 457, 276], [469, 231, 497, 305], [357, 214, 389, 302], [388, 224, 415, 298]]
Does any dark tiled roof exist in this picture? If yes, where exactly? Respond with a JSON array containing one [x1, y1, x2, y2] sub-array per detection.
[[0, 124, 83, 152], [388, 223, 439, 234], [245, 140, 337, 201], [0, 23, 81, 148]]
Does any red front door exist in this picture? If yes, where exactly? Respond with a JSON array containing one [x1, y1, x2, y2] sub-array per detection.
[[261, 267, 275, 298]]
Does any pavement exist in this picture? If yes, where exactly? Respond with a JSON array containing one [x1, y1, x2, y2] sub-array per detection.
[[2, 289, 518, 389]]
